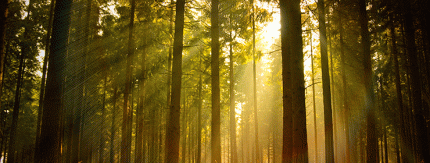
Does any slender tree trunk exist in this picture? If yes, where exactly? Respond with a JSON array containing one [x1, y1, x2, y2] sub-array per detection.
[[181, 91, 187, 163], [110, 85, 118, 163], [327, 7, 337, 163], [35, 1, 55, 161], [197, 55, 202, 163], [229, 34, 237, 163], [121, 0, 135, 162], [310, 31, 318, 163], [37, 0, 71, 162], [251, 1, 260, 163], [165, 0, 185, 161], [317, 0, 334, 162], [7, 41, 26, 163], [358, 0, 378, 162], [135, 41, 146, 163], [0, 0, 9, 131], [391, 21, 408, 163], [211, 0, 221, 162], [99, 63, 107, 163]]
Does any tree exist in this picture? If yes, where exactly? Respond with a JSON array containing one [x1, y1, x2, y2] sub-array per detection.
[[251, 1, 261, 162], [280, 0, 293, 161], [0, 1, 9, 133], [402, 0, 429, 161], [165, 0, 185, 162], [37, 0, 72, 162], [34, 0, 54, 161], [8, 1, 36, 162], [358, 0, 378, 162], [211, 0, 221, 162], [121, 0, 135, 162], [317, 0, 334, 162], [281, 0, 308, 162]]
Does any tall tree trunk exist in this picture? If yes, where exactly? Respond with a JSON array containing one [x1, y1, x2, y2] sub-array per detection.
[[0, 0, 9, 132], [317, 0, 334, 162], [251, 1, 260, 163], [37, 0, 72, 162], [135, 41, 146, 163], [197, 54, 202, 163], [35, 1, 55, 161], [211, 0, 221, 162], [280, 0, 293, 161], [358, 0, 378, 162], [391, 20, 408, 163], [7, 41, 26, 163], [121, 0, 135, 161], [402, 0, 429, 161], [290, 0, 307, 161], [310, 31, 318, 163], [281, 0, 308, 162], [99, 59, 107, 163], [110, 85, 118, 163], [181, 91, 187, 163], [165, 0, 185, 161], [229, 33, 237, 163], [166, 0, 173, 116], [0, 0, 9, 148]]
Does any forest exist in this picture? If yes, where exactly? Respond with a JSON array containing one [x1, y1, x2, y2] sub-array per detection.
[[0, 0, 429, 162]]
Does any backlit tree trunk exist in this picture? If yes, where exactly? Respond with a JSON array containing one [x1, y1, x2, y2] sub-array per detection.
[[37, 0, 72, 162], [317, 0, 334, 162], [165, 0, 185, 162], [211, 0, 221, 162]]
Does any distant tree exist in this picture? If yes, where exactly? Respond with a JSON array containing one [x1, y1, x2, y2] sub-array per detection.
[[8, 1, 35, 162], [358, 0, 378, 162], [402, 0, 429, 161], [165, 0, 185, 162], [121, 0, 135, 162]]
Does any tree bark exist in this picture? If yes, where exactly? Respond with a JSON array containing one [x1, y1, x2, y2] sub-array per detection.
[[37, 0, 72, 162], [281, 0, 308, 162], [211, 0, 221, 162], [280, 0, 293, 161], [165, 0, 185, 161]]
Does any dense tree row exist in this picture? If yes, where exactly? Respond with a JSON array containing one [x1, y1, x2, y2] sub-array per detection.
[[0, 0, 429, 162]]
